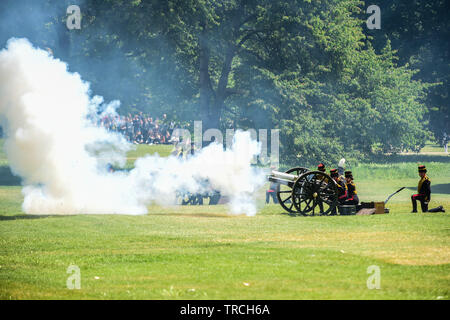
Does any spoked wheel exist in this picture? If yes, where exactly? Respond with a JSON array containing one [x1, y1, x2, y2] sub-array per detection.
[[291, 171, 338, 216], [276, 167, 309, 214]]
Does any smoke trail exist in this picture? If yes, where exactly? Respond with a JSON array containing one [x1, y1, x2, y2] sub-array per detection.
[[0, 38, 265, 216]]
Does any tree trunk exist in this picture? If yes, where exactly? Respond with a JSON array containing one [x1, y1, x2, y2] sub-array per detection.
[[208, 45, 236, 130], [198, 25, 215, 129], [199, 26, 236, 130]]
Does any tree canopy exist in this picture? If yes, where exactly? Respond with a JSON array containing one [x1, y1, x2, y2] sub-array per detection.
[[0, 0, 444, 166]]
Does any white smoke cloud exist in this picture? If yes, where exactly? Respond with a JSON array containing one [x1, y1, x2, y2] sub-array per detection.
[[0, 38, 265, 216]]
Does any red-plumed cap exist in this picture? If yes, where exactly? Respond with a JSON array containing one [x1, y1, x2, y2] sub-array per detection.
[[418, 165, 427, 172], [330, 168, 338, 177]]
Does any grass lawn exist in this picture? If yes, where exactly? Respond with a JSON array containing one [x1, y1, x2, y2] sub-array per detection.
[[413, 141, 447, 154], [0, 140, 449, 300], [125, 143, 174, 167]]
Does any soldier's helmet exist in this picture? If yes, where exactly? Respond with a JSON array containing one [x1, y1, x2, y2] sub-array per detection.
[[344, 170, 353, 179], [330, 168, 339, 178], [418, 165, 427, 173]]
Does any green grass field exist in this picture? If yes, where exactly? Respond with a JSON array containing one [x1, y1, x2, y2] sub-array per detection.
[[0, 140, 449, 300]]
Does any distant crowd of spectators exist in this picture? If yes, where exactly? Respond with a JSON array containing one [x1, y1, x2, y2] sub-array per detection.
[[95, 112, 177, 145]]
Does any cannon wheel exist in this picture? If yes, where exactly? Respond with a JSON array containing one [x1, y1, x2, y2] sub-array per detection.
[[276, 167, 309, 213], [291, 171, 338, 216]]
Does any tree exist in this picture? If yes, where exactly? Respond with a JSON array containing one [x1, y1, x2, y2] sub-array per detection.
[[0, 0, 434, 164], [366, 0, 450, 142]]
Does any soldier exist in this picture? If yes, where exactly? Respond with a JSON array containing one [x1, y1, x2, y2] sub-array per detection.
[[266, 166, 279, 204], [317, 163, 326, 172], [411, 165, 445, 213], [330, 168, 348, 203], [411, 165, 431, 213], [266, 181, 279, 204], [330, 168, 347, 214], [344, 170, 359, 205], [317, 163, 327, 213]]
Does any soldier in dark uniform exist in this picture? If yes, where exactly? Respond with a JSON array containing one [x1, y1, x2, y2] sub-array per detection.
[[411, 165, 431, 212], [411, 165, 445, 213], [318, 163, 326, 173], [266, 181, 279, 204], [266, 166, 279, 204], [330, 168, 347, 214], [330, 168, 347, 203], [344, 170, 359, 205], [317, 163, 327, 213]]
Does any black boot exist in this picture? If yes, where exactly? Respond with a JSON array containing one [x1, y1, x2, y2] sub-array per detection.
[[420, 201, 429, 213], [411, 196, 417, 213], [428, 205, 445, 213]]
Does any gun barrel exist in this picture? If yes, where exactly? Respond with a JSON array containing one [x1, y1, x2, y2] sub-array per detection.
[[270, 170, 297, 181]]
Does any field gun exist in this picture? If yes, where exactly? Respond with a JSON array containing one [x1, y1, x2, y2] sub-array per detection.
[[268, 167, 339, 216]]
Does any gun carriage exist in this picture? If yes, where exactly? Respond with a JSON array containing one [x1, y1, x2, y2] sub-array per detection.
[[268, 167, 339, 216]]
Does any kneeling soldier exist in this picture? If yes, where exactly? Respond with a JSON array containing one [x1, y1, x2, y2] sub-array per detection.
[[411, 165, 431, 212], [344, 170, 359, 205], [411, 165, 445, 213]]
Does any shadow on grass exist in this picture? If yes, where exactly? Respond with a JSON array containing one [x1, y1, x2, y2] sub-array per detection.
[[407, 183, 450, 195], [0, 214, 72, 221], [0, 165, 21, 186], [0, 214, 49, 221], [278, 211, 320, 217], [149, 212, 233, 218]]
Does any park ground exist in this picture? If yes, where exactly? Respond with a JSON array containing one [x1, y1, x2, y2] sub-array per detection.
[[0, 140, 449, 299]]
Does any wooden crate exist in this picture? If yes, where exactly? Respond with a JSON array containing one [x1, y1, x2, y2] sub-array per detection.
[[374, 202, 385, 214]]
